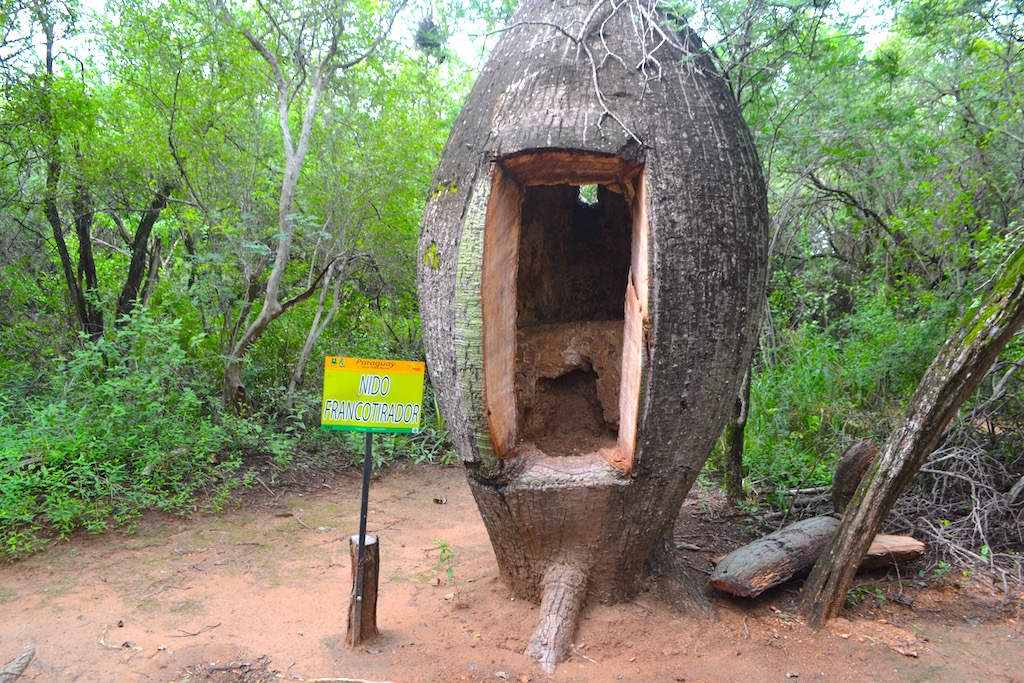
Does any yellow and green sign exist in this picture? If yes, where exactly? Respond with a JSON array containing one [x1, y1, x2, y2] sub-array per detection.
[[320, 357, 426, 433]]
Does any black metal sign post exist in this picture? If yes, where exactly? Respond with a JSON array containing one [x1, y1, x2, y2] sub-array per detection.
[[352, 431, 373, 640], [320, 356, 425, 647]]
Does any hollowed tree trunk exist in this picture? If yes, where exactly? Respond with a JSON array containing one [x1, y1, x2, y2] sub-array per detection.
[[418, 0, 767, 671]]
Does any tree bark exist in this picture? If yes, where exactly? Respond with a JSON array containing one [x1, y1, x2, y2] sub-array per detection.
[[115, 182, 175, 323], [419, 0, 768, 669], [799, 243, 1024, 628], [721, 367, 751, 504], [286, 255, 349, 403], [710, 516, 840, 598], [347, 534, 380, 646], [708, 516, 924, 598], [0, 646, 34, 683], [832, 440, 877, 514]]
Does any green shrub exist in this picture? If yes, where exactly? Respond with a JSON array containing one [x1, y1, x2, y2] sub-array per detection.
[[0, 310, 252, 559], [744, 291, 951, 506]]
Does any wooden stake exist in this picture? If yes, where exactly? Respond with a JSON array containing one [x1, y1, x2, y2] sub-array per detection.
[[347, 534, 379, 646]]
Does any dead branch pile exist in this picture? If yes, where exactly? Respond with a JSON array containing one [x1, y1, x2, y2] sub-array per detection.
[[888, 427, 1024, 589]]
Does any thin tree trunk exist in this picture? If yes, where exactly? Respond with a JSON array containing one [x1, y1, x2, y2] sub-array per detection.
[[721, 367, 751, 504], [115, 182, 175, 323], [140, 236, 163, 309], [286, 256, 347, 402], [39, 15, 102, 342], [213, 0, 403, 409], [799, 243, 1024, 628]]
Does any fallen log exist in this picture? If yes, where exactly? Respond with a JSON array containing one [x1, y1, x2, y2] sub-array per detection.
[[708, 516, 924, 598], [859, 535, 927, 572], [709, 516, 840, 598]]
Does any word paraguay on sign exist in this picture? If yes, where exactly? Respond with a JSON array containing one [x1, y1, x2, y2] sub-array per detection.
[[321, 357, 426, 433]]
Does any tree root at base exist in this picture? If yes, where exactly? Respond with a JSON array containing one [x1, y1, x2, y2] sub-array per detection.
[[525, 562, 589, 674], [0, 646, 34, 683]]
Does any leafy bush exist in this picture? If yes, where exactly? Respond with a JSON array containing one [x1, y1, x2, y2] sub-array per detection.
[[744, 292, 952, 505], [0, 310, 268, 559]]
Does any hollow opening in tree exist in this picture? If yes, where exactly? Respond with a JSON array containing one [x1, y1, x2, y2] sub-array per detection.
[[481, 150, 648, 472]]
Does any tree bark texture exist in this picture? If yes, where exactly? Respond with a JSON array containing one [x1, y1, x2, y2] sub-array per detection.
[[0, 647, 34, 683], [721, 367, 751, 504], [800, 244, 1024, 628], [708, 515, 924, 598], [419, 0, 768, 669], [832, 440, 877, 514], [115, 182, 175, 323], [709, 516, 841, 598]]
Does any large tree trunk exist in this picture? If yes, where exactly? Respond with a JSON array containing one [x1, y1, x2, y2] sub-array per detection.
[[418, 0, 768, 671], [799, 244, 1024, 628]]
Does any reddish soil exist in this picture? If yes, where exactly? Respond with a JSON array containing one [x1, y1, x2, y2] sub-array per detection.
[[1, 464, 1021, 683]]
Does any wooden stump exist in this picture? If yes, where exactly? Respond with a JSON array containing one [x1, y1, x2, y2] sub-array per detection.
[[833, 440, 878, 513], [347, 534, 379, 646]]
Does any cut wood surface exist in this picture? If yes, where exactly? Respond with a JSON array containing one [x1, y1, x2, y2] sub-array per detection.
[[708, 516, 924, 598], [860, 535, 926, 571]]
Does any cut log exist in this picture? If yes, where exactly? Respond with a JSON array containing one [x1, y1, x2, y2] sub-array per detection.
[[709, 516, 840, 598], [859, 535, 926, 571], [708, 516, 924, 598], [833, 440, 878, 513], [347, 534, 380, 646]]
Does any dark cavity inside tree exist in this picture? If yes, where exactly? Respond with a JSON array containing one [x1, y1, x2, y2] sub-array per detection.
[[418, 0, 768, 672]]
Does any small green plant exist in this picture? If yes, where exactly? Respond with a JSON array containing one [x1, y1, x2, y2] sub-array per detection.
[[846, 584, 886, 607], [432, 539, 465, 607]]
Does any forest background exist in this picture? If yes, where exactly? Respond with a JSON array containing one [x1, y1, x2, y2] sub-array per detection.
[[1, 0, 1022, 586]]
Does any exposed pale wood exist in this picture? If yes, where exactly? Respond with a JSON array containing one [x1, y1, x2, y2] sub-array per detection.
[[482, 164, 522, 458], [860, 535, 926, 571], [500, 150, 644, 188], [347, 535, 380, 647], [617, 171, 648, 469]]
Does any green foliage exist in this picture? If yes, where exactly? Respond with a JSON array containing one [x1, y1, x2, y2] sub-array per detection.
[[845, 584, 886, 607], [432, 538, 464, 605], [0, 310, 288, 560], [745, 292, 953, 504]]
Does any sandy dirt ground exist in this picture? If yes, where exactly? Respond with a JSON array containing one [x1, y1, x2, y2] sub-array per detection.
[[1, 463, 1021, 683]]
